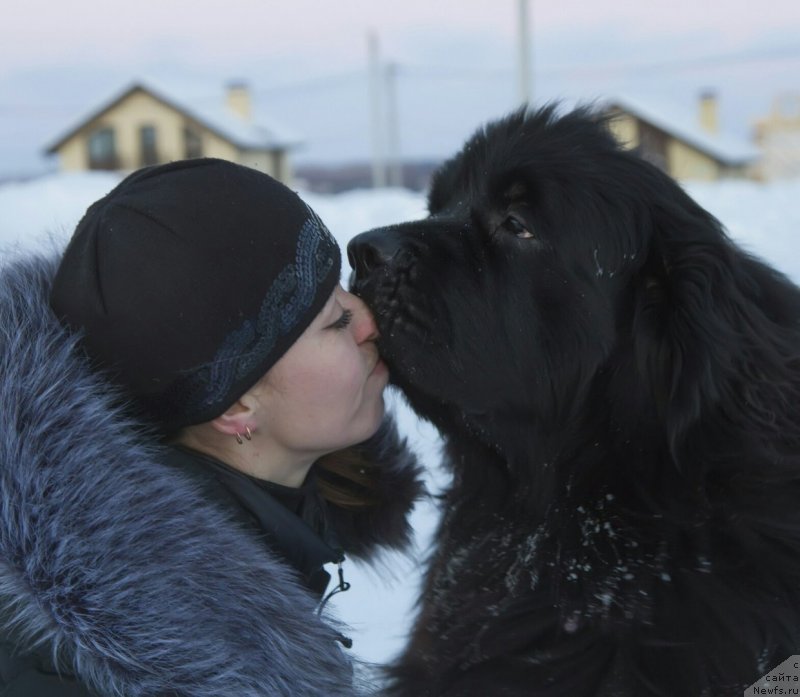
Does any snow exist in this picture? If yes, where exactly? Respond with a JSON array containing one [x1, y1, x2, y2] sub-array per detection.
[[685, 179, 800, 282], [0, 171, 122, 255], [1, 171, 799, 674]]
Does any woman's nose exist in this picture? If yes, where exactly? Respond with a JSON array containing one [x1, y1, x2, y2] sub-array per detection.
[[344, 291, 379, 343]]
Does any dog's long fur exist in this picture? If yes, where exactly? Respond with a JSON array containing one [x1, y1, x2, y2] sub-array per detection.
[[349, 106, 800, 696]]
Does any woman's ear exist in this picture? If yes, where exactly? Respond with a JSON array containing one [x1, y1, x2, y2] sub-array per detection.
[[209, 395, 258, 438]]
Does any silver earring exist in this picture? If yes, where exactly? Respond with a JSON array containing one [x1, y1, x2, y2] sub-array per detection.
[[234, 432, 243, 445], [244, 426, 252, 441]]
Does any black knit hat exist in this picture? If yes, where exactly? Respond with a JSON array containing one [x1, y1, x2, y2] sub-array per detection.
[[50, 158, 341, 432]]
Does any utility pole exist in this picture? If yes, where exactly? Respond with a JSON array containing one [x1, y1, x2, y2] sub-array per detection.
[[368, 31, 387, 188], [385, 62, 403, 188], [517, 0, 532, 105]]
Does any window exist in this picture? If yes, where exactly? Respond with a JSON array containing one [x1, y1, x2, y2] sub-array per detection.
[[87, 127, 118, 170], [637, 122, 669, 173], [139, 125, 158, 166], [184, 127, 203, 159]]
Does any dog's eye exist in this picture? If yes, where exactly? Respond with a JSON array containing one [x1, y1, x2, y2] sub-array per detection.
[[501, 214, 534, 240]]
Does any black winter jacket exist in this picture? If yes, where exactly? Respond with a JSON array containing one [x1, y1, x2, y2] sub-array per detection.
[[0, 256, 423, 697]]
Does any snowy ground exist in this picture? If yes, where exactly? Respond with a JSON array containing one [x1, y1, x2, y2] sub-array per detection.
[[1, 171, 799, 674]]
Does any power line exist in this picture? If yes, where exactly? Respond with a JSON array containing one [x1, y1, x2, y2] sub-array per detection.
[[250, 70, 365, 97], [541, 44, 800, 80], [398, 44, 800, 82], [1, 44, 798, 114]]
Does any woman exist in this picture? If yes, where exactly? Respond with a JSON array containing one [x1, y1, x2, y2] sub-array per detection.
[[0, 159, 423, 696]]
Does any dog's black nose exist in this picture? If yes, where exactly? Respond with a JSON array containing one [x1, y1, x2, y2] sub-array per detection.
[[347, 228, 401, 279]]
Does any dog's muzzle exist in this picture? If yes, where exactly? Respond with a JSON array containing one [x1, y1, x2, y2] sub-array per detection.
[[347, 227, 405, 282]]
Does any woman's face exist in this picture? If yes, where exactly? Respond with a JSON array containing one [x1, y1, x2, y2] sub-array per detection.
[[250, 285, 389, 459]]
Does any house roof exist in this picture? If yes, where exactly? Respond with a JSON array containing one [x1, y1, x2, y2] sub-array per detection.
[[604, 95, 759, 166], [45, 79, 302, 154]]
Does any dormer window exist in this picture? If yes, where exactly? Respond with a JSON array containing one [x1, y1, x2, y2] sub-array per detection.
[[140, 125, 158, 166], [87, 127, 117, 170], [184, 127, 203, 159]]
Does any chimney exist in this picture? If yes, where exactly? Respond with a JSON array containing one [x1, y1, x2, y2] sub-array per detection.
[[226, 81, 251, 121], [699, 90, 718, 134]]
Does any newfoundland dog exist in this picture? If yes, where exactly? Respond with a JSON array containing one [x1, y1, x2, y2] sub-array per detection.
[[347, 106, 800, 696]]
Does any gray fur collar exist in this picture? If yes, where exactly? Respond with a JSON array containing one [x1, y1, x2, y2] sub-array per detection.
[[0, 255, 423, 696]]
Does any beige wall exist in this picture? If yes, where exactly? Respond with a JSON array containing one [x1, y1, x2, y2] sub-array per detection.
[[58, 136, 90, 170], [53, 88, 292, 184], [666, 140, 720, 181], [243, 151, 292, 183], [606, 112, 640, 149], [277, 152, 292, 184], [239, 150, 279, 180], [607, 109, 751, 181], [59, 90, 204, 170], [753, 93, 800, 180]]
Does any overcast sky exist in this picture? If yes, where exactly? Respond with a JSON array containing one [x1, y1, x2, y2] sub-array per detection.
[[2, 0, 799, 177]]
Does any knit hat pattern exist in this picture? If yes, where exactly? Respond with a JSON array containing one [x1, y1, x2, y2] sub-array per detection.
[[50, 158, 341, 432]]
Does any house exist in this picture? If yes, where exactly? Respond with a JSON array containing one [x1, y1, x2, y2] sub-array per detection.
[[604, 93, 759, 181], [44, 80, 300, 184], [753, 92, 800, 180]]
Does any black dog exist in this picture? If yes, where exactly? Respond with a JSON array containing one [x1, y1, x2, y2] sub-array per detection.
[[348, 106, 800, 696]]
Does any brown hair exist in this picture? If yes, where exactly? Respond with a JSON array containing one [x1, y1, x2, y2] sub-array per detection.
[[315, 446, 382, 510]]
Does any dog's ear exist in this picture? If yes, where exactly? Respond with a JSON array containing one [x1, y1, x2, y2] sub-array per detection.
[[631, 194, 798, 462]]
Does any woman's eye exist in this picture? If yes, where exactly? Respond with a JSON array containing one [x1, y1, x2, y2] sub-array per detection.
[[501, 214, 534, 239], [329, 309, 353, 330]]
